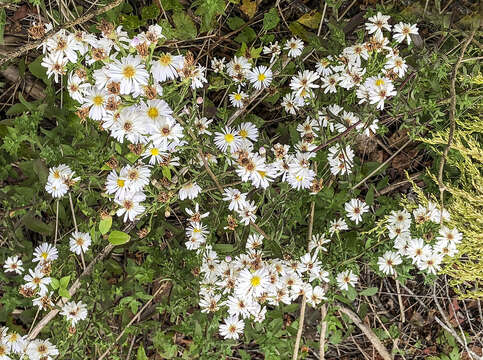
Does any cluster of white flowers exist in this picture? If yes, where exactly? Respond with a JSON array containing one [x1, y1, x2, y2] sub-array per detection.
[[32, 11, 427, 346], [44, 164, 79, 199], [198, 234, 329, 340], [0, 329, 58, 360], [378, 202, 460, 276], [39, 13, 418, 227], [190, 197, 371, 339], [105, 164, 151, 222], [2, 242, 88, 359]]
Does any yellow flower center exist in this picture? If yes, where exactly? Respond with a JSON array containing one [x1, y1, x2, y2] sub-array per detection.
[[41, 252, 48, 260], [239, 129, 248, 138], [76, 238, 84, 246], [375, 79, 385, 86], [257, 170, 266, 178], [117, 179, 125, 187], [122, 65, 136, 79], [250, 275, 261, 287], [150, 148, 159, 156], [159, 54, 172, 66], [147, 107, 159, 119], [93, 95, 104, 106], [234, 93, 242, 101], [257, 73, 266, 82], [224, 133, 234, 143]]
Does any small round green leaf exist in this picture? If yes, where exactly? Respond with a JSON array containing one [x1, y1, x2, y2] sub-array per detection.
[[108, 230, 131, 245]]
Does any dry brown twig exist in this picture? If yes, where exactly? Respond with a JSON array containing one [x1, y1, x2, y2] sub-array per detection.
[[400, 282, 481, 360], [292, 200, 316, 360], [338, 305, 393, 360], [28, 221, 137, 340], [0, 0, 124, 66], [98, 279, 171, 360]]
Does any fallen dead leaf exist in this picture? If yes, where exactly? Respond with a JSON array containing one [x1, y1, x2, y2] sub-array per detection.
[[240, 0, 257, 19]]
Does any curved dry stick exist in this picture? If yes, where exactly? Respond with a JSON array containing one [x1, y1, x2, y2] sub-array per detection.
[[319, 302, 328, 359], [98, 279, 171, 360], [0, 0, 124, 66], [28, 222, 136, 339], [28, 243, 115, 339], [292, 200, 315, 360], [338, 305, 393, 360]]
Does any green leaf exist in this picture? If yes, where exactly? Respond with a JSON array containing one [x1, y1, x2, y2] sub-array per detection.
[[365, 185, 375, 206], [213, 244, 235, 253], [33, 159, 49, 183], [122, 15, 145, 30], [346, 285, 358, 301], [250, 46, 263, 59], [58, 287, 71, 299], [227, 16, 245, 31], [194, 0, 225, 33], [108, 230, 131, 245], [137, 344, 149, 360], [288, 21, 312, 42], [115, 142, 122, 155], [263, 8, 279, 31], [125, 152, 139, 164], [234, 27, 256, 43], [173, 12, 197, 40], [60, 275, 71, 289], [297, 10, 321, 29], [6, 103, 28, 115], [359, 287, 378, 297], [141, 4, 160, 20], [28, 55, 48, 83], [50, 278, 60, 290], [22, 215, 53, 235], [162, 166, 171, 181], [99, 216, 113, 235], [161, 0, 183, 11]]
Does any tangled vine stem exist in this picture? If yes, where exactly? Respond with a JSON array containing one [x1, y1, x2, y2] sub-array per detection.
[[437, 21, 479, 224], [0, 0, 124, 66]]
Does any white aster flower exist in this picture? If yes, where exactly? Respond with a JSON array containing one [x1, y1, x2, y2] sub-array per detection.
[[3, 256, 24, 275], [219, 316, 244, 340], [60, 301, 88, 325], [32, 242, 58, 264], [377, 251, 402, 276], [179, 182, 202, 201], [108, 55, 149, 95], [246, 65, 272, 90], [284, 37, 304, 58], [344, 199, 369, 224], [336, 269, 358, 291], [26, 338, 59, 360], [393, 22, 418, 45], [69, 231, 91, 255]]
